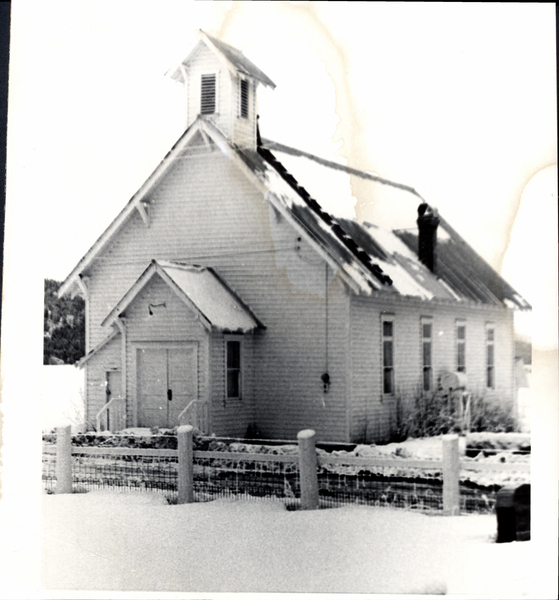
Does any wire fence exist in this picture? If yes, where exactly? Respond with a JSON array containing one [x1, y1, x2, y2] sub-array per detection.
[[317, 456, 444, 511], [192, 451, 300, 507], [43, 432, 530, 515]]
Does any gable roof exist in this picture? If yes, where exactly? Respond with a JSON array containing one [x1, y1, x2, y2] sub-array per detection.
[[166, 30, 276, 89], [101, 259, 265, 333], [59, 112, 529, 310]]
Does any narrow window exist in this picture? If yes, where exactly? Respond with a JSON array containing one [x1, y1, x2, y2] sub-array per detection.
[[200, 74, 216, 115], [421, 318, 433, 391], [382, 317, 394, 395], [239, 78, 249, 118], [226, 340, 241, 399], [456, 320, 466, 373], [486, 324, 495, 388]]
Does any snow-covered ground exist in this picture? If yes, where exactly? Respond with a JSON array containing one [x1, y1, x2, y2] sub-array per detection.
[[28, 491, 540, 596]]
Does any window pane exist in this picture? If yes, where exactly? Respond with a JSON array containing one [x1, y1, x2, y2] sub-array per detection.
[[487, 345, 494, 366], [227, 371, 240, 398], [383, 368, 393, 394], [457, 325, 465, 340], [383, 340, 393, 367], [227, 341, 240, 368], [487, 328, 494, 342], [423, 341, 431, 367], [457, 343, 465, 370], [383, 321, 393, 337], [487, 366, 494, 388], [423, 323, 432, 339], [423, 367, 431, 391]]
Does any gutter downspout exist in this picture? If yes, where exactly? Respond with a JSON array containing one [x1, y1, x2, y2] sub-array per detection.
[[115, 317, 127, 427]]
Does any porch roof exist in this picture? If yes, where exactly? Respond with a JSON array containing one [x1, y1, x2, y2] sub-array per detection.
[[101, 260, 265, 334]]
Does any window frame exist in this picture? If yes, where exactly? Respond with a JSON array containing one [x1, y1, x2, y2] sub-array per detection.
[[381, 315, 395, 396], [421, 317, 433, 392], [486, 323, 495, 389], [200, 73, 217, 115], [456, 319, 466, 373], [225, 338, 242, 400]]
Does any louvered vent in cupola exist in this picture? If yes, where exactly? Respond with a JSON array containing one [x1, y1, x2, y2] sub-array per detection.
[[239, 78, 249, 118], [200, 74, 216, 115]]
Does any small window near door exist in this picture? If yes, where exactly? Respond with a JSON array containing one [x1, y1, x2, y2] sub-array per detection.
[[226, 340, 241, 399]]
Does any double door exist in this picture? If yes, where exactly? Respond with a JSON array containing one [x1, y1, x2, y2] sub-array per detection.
[[136, 345, 198, 428]]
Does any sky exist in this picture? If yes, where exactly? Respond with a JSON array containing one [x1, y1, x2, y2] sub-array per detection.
[[4, 2, 557, 347]]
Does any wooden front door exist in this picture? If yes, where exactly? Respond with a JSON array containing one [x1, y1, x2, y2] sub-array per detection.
[[136, 345, 198, 428]]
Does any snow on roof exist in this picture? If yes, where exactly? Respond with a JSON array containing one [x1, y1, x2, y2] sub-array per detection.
[[58, 111, 529, 310], [102, 260, 264, 333], [257, 140, 530, 309]]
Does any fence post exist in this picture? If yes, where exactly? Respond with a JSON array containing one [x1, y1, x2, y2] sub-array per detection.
[[55, 425, 72, 494], [177, 425, 194, 504], [298, 429, 319, 510], [442, 434, 460, 515]]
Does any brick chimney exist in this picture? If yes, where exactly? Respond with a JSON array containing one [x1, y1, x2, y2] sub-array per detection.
[[417, 203, 440, 273]]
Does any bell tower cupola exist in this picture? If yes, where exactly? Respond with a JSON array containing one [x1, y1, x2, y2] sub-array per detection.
[[166, 30, 276, 150]]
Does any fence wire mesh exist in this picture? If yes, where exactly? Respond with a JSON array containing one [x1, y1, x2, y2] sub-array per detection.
[[459, 448, 530, 514], [71, 450, 179, 501], [317, 461, 444, 512], [192, 452, 300, 507], [42, 445, 57, 493], [42, 437, 528, 514]]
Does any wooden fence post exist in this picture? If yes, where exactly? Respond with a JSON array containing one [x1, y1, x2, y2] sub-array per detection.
[[177, 425, 194, 504], [298, 429, 319, 510], [55, 425, 72, 494], [442, 434, 460, 515]]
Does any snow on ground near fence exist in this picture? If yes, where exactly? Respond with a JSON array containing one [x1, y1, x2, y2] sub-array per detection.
[[38, 491, 536, 596], [41, 365, 85, 432]]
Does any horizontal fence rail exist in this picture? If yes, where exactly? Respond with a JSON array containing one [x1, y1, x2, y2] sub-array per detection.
[[43, 427, 529, 514]]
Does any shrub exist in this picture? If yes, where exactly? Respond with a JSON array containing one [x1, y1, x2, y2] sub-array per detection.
[[392, 390, 518, 440]]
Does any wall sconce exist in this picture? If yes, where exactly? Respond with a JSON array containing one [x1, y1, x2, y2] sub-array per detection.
[[148, 302, 166, 316]]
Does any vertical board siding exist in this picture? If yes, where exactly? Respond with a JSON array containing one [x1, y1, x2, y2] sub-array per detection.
[[350, 294, 516, 443]]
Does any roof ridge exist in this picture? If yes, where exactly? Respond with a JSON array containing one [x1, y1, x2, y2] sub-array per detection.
[[261, 138, 424, 200], [257, 144, 393, 287]]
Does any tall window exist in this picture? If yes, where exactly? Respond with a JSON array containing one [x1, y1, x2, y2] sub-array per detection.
[[421, 318, 433, 391], [239, 78, 249, 118], [201, 74, 216, 115], [486, 324, 495, 388], [226, 340, 241, 399], [382, 317, 394, 395], [456, 320, 466, 373]]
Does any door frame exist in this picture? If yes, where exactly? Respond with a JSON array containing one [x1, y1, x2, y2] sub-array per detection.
[[131, 341, 201, 428]]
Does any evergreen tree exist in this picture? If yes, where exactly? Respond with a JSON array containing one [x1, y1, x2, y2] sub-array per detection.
[[43, 279, 85, 364]]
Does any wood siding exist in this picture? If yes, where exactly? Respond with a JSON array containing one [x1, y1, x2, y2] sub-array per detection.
[[350, 294, 516, 443], [185, 43, 256, 149], [84, 334, 121, 430], [83, 149, 350, 439]]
